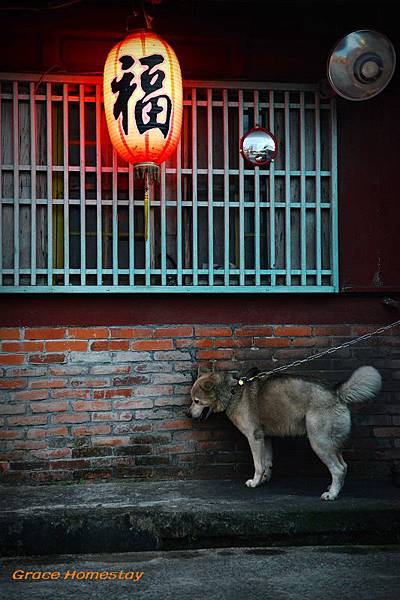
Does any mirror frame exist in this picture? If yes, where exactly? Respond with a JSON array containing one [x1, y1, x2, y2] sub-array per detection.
[[239, 126, 278, 167]]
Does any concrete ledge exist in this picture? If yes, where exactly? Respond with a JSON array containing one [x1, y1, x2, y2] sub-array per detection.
[[1, 478, 399, 556]]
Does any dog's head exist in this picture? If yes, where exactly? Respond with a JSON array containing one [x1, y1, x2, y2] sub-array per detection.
[[188, 365, 237, 420]]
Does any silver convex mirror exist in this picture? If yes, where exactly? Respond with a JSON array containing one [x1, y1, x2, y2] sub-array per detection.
[[240, 126, 278, 166]]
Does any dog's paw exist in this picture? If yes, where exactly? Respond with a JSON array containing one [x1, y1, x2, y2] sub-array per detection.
[[245, 478, 260, 488], [320, 491, 338, 501]]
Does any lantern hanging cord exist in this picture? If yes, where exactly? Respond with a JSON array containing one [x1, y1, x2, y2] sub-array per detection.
[[127, 0, 154, 31]]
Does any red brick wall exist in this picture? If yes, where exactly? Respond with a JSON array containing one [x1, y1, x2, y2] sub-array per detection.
[[0, 324, 399, 484]]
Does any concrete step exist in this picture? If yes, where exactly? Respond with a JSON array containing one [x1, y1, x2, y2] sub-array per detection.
[[1, 478, 399, 557]]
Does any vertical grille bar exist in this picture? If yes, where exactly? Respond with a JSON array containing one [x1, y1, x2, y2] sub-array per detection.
[[112, 148, 118, 285], [299, 91, 306, 286], [176, 135, 182, 286], [128, 162, 135, 286], [63, 83, 69, 286], [13, 82, 20, 286], [223, 88, 230, 287], [79, 84, 86, 285], [238, 89, 245, 286], [284, 91, 291, 285], [145, 180, 151, 287], [191, 88, 198, 286], [30, 82, 37, 286], [46, 82, 53, 286], [160, 161, 167, 286], [315, 91, 322, 286], [253, 90, 260, 286], [207, 87, 214, 285], [330, 97, 339, 291], [0, 84, 2, 286], [95, 84, 102, 286], [269, 90, 276, 286]]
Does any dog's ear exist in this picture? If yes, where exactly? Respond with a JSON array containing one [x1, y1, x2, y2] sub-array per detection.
[[202, 378, 215, 392], [197, 362, 214, 378]]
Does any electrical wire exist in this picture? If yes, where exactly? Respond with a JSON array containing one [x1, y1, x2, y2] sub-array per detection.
[[0, 0, 82, 11]]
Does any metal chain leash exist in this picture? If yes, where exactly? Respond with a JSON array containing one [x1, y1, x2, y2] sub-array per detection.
[[238, 318, 400, 386]]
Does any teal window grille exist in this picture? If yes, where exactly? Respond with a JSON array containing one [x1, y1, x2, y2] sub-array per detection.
[[0, 74, 338, 293]]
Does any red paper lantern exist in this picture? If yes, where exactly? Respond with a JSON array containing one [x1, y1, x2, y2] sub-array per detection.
[[103, 30, 183, 178]]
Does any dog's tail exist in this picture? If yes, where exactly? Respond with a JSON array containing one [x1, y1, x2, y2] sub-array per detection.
[[337, 366, 382, 404]]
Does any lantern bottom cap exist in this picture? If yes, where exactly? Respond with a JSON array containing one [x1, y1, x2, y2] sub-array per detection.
[[134, 162, 160, 182]]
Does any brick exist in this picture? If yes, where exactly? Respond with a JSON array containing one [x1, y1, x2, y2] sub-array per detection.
[[135, 362, 173, 373], [52, 389, 91, 399], [195, 326, 232, 337], [0, 404, 26, 415], [72, 446, 111, 458], [8, 414, 48, 426], [67, 327, 109, 339], [0, 378, 26, 389], [31, 401, 69, 413], [2, 341, 44, 352], [92, 436, 131, 446], [291, 337, 331, 347], [176, 338, 213, 349], [90, 365, 131, 375], [49, 366, 87, 376], [25, 328, 66, 339], [8, 367, 47, 377], [253, 338, 288, 347], [0, 430, 25, 440], [236, 326, 273, 337], [72, 424, 111, 436], [154, 326, 193, 338], [110, 327, 153, 338], [132, 339, 173, 351], [274, 325, 312, 336], [92, 411, 132, 422], [27, 427, 68, 439], [0, 354, 25, 365], [33, 448, 71, 460], [155, 397, 189, 407], [197, 349, 233, 360], [152, 373, 190, 384], [31, 379, 67, 389], [153, 351, 191, 361], [52, 413, 90, 424], [70, 351, 111, 363], [103, 388, 133, 399], [113, 399, 153, 410], [214, 337, 252, 348], [29, 353, 65, 364], [91, 340, 129, 351], [114, 351, 151, 362], [70, 378, 109, 388], [73, 400, 112, 411], [134, 384, 173, 397], [14, 440, 48, 450], [313, 326, 352, 336], [14, 389, 49, 401], [46, 341, 88, 352], [0, 328, 20, 340], [112, 375, 150, 386], [157, 418, 192, 430]]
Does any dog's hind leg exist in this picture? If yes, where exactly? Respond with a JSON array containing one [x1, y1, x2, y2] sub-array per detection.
[[307, 415, 347, 501], [245, 432, 272, 488]]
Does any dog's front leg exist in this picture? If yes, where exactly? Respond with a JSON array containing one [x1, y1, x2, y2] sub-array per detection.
[[245, 435, 272, 488]]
